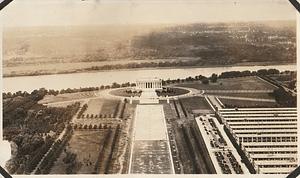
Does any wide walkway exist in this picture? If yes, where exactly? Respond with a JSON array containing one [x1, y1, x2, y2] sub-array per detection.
[[129, 105, 174, 174]]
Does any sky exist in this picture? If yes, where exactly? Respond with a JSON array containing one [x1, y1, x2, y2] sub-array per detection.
[[1, 0, 297, 27]]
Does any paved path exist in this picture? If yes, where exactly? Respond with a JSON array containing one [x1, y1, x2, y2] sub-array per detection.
[[40, 86, 275, 106], [206, 95, 223, 109]]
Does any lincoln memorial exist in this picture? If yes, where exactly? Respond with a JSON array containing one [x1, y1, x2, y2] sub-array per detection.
[[135, 77, 162, 104], [136, 78, 162, 90]]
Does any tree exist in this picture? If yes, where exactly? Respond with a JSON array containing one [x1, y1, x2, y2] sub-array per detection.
[[210, 73, 218, 83], [257, 69, 268, 76], [112, 82, 121, 88]]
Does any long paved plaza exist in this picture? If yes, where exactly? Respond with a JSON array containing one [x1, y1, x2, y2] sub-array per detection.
[[129, 104, 174, 174]]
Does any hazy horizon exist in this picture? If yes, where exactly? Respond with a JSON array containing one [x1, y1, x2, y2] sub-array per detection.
[[2, 0, 296, 27]]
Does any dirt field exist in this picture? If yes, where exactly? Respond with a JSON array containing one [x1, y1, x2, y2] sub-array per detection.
[[176, 76, 276, 91]]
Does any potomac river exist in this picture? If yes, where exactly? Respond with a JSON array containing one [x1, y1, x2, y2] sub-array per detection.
[[3, 64, 296, 93]]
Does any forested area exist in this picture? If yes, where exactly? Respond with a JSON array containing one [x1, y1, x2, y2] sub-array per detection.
[[3, 88, 80, 174]]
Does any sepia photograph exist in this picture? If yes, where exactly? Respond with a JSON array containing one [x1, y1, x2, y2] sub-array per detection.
[[0, 0, 298, 176]]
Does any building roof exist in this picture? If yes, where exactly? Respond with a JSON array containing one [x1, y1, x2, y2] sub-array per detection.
[[136, 77, 161, 82]]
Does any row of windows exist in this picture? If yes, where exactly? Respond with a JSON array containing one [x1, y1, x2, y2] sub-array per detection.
[[245, 145, 297, 148], [228, 119, 297, 122], [221, 112, 297, 115], [236, 131, 297, 135], [220, 108, 296, 111], [223, 115, 297, 118], [233, 127, 296, 130], [239, 137, 297, 143], [249, 151, 297, 154], [230, 123, 296, 126], [254, 157, 296, 161], [259, 164, 297, 168]]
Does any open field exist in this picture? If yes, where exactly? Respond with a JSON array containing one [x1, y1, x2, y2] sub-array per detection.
[[206, 93, 274, 100], [109, 88, 140, 97], [45, 101, 80, 108], [157, 88, 190, 97], [219, 98, 278, 108], [179, 97, 212, 114], [84, 99, 104, 116], [39, 91, 97, 104], [100, 99, 121, 117], [50, 130, 110, 174], [176, 76, 276, 91]]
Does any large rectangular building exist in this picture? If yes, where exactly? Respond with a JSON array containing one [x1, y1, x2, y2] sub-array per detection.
[[218, 108, 298, 174]]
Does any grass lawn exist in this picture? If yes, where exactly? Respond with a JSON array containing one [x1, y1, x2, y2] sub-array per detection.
[[219, 98, 279, 108], [180, 96, 211, 111], [110, 87, 189, 97], [84, 99, 104, 116], [50, 130, 110, 174], [101, 99, 120, 116], [39, 91, 97, 104], [109, 88, 141, 97], [157, 87, 190, 96], [176, 76, 276, 91], [206, 92, 274, 100]]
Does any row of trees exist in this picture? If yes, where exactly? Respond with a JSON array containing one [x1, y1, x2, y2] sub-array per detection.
[[77, 104, 88, 119], [272, 87, 296, 107], [162, 68, 284, 85], [79, 113, 115, 119], [36, 125, 74, 174], [87, 60, 202, 72], [3, 83, 137, 100], [73, 124, 112, 130]]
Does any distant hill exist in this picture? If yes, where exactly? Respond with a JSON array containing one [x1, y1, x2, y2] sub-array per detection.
[[3, 21, 296, 77]]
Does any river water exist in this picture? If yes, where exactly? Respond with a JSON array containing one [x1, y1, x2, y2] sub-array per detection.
[[2, 64, 296, 93]]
